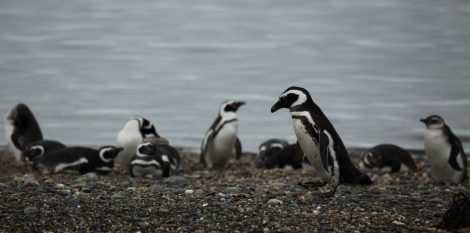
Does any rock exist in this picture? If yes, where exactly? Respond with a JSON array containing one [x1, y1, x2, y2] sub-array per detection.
[[150, 184, 162, 194], [185, 189, 194, 195], [195, 189, 204, 196], [24, 207, 39, 217], [158, 208, 170, 214], [224, 187, 238, 193], [0, 183, 8, 188], [111, 192, 126, 199], [163, 176, 186, 184], [392, 220, 406, 226], [22, 174, 39, 187], [194, 230, 205, 233], [56, 184, 65, 189], [267, 199, 283, 205]]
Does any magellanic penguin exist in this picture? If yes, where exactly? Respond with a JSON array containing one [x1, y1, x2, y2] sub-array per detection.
[[201, 100, 245, 169], [35, 146, 123, 175], [116, 116, 169, 171], [4, 103, 43, 163], [22, 140, 67, 169], [271, 86, 372, 197], [129, 142, 181, 178], [360, 144, 417, 174], [254, 139, 304, 169], [420, 115, 467, 184]]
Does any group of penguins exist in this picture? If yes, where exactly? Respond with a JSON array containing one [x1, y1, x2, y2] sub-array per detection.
[[3, 86, 468, 197]]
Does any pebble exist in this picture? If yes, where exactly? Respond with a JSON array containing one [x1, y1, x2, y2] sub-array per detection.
[[267, 199, 283, 205], [56, 184, 65, 189], [163, 176, 186, 184], [150, 184, 162, 194], [224, 187, 238, 193], [24, 207, 39, 217], [195, 189, 204, 196], [392, 220, 406, 226], [22, 174, 39, 187], [111, 192, 126, 199], [185, 189, 194, 195], [158, 208, 170, 214]]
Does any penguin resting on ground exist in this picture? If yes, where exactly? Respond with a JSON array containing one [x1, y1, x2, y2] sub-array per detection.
[[271, 86, 372, 197], [359, 144, 417, 174], [116, 116, 168, 171], [420, 115, 467, 184], [201, 100, 245, 169], [4, 103, 43, 163], [254, 139, 304, 169], [129, 142, 181, 178], [35, 146, 123, 175], [22, 140, 67, 169]]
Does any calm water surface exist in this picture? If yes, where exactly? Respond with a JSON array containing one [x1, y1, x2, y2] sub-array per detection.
[[1, 0, 470, 151]]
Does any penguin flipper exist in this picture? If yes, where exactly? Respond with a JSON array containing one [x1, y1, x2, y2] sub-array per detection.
[[448, 139, 463, 171], [318, 130, 330, 172], [200, 129, 214, 165], [234, 137, 242, 159]]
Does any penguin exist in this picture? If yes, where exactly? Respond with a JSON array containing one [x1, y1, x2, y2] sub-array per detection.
[[35, 146, 123, 175], [22, 140, 67, 168], [4, 103, 43, 163], [420, 115, 467, 184], [359, 144, 417, 174], [116, 116, 168, 171], [271, 86, 372, 197], [129, 142, 181, 178], [200, 100, 245, 169], [254, 139, 304, 169]]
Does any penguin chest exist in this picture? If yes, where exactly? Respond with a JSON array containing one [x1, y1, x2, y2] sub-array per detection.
[[208, 122, 237, 166], [116, 129, 142, 167], [292, 118, 330, 181], [424, 130, 459, 182]]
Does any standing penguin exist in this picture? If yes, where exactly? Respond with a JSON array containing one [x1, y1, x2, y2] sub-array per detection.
[[129, 142, 181, 178], [420, 115, 467, 184], [116, 116, 168, 171], [35, 146, 123, 175], [22, 140, 66, 168], [4, 103, 43, 163], [271, 86, 372, 197], [201, 100, 245, 169]]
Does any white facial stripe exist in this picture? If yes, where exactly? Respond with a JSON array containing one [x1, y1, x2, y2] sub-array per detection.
[[54, 158, 88, 173], [131, 159, 160, 167], [99, 148, 115, 163], [270, 143, 285, 149], [259, 146, 267, 151], [291, 111, 318, 133], [281, 90, 307, 107], [30, 145, 45, 156]]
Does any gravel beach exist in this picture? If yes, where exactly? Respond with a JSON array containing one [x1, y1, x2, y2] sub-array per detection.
[[0, 148, 469, 232]]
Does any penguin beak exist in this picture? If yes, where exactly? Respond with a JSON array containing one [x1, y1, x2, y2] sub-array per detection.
[[116, 147, 124, 152], [419, 118, 427, 124], [271, 99, 284, 113]]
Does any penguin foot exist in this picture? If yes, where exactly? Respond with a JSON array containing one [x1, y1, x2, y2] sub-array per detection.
[[297, 181, 327, 189]]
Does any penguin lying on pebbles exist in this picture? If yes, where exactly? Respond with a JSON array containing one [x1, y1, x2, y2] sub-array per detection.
[[22, 140, 66, 169], [129, 142, 181, 178], [359, 144, 417, 174], [201, 100, 245, 169], [421, 115, 467, 184], [116, 116, 169, 171], [4, 103, 43, 163], [254, 139, 304, 169], [271, 86, 372, 197], [34, 146, 123, 175]]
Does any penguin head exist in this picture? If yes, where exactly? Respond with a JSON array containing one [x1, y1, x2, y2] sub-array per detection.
[[136, 117, 161, 138], [420, 115, 445, 129], [219, 100, 245, 115], [23, 145, 45, 164], [136, 142, 156, 157], [99, 146, 124, 162], [361, 150, 381, 168], [7, 103, 33, 128], [271, 86, 312, 112], [255, 143, 285, 168]]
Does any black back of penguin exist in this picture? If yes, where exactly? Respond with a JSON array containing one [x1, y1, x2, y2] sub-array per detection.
[[22, 140, 66, 166], [361, 144, 417, 173], [35, 146, 122, 174], [153, 144, 181, 176]]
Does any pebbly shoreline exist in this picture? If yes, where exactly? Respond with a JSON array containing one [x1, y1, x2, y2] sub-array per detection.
[[0, 148, 469, 233]]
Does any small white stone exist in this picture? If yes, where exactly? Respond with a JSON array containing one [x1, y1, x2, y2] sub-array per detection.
[[313, 210, 319, 215], [267, 198, 283, 205], [184, 189, 194, 195], [56, 184, 65, 189], [392, 220, 406, 226]]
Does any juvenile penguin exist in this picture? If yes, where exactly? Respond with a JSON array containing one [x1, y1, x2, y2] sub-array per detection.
[[271, 86, 372, 196], [4, 103, 43, 163], [360, 144, 417, 174], [35, 146, 123, 175], [420, 115, 467, 184], [129, 142, 181, 178], [255, 139, 304, 169], [22, 140, 66, 168], [116, 116, 168, 171], [201, 100, 245, 169]]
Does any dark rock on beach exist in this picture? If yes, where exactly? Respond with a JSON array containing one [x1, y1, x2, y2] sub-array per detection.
[[0, 148, 469, 232]]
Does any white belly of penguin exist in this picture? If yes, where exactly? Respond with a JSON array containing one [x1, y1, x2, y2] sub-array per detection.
[[424, 130, 462, 183], [208, 122, 237, 166], [4, 117, 22, 162], [292, 118, 331, 182]]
